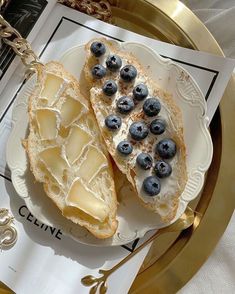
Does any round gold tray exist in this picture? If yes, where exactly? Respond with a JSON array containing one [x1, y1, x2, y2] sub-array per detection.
[[108, 1, 235, 293], [1, 1, 235, 293]]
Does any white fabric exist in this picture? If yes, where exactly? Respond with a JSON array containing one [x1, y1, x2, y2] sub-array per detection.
[[179, 1, 235, 293], [178, 212, 235, 293], [182, 0, 235, 59]]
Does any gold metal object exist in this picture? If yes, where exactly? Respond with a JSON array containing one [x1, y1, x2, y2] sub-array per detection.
[[81, 208, 195, 294], [0, 14, 42, 77], [0, 0, 9, 11], [58, 0, 112, 23], [0, 208, 17, 250]]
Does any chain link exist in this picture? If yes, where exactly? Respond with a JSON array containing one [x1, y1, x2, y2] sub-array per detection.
[[0, 0, 7, 10], [58, 0, 112, 23], [0, 13, 42, 75]]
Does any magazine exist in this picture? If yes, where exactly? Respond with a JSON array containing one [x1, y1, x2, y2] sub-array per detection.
[[0, 0, 56, 95]]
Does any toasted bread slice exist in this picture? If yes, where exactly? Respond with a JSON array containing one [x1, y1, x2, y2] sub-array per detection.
[[24, 61, 118, 238], [83, 38, 187, 222]]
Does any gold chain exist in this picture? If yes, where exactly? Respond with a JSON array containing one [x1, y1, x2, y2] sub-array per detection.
[[0, 0, 7, 10], [0, 0, 112, 75], [0, 14, 42, 75], [58, 0, 112, 23]]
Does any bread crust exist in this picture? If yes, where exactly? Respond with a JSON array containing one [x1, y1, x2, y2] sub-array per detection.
[[25, 61, 118, 239], [83, 38, 187, 222]]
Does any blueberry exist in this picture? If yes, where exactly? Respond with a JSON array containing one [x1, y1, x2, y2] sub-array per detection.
[[150, 119, 166, 135], [116, 96, 134, 114], [143, 176, 161, 196], [154, 160, 172, 178], [156, 138, 177, 159], [120, 65, 137, 82], [117, 141, 133, 155], [102, 80, 118, 96], [106, 54, 122, 72], [143, 98, 161, 117], [105, 115, 122, 130], [90, 41, 106, 57], [133, 84, 148, 101], [91, 64, 106, 79], [129, 121, 149, 141], [136, 153, 153, 170]]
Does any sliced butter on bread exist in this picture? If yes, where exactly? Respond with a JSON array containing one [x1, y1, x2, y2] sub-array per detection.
[[24, 61, 118, 239], [83, 38, 187, 222]]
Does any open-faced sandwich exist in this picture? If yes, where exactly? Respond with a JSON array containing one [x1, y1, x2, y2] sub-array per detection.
[[83, 38, 187, 222], [24, 61, 118, 239]]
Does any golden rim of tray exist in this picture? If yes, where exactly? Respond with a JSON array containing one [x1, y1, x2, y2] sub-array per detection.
[[109, 1, 234, 293], [1, 1, 235, 293]]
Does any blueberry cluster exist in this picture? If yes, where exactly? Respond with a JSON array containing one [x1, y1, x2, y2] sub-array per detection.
[[90, 41, 177, 197], [90, 42, 138, 95], [136, 138, 176, 196]]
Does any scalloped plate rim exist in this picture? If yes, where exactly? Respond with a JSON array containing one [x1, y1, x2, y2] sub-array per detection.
[[6, 41, 213, 246]]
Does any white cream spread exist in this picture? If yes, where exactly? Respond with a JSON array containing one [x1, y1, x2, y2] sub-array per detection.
[[90, 46, 182, 206]]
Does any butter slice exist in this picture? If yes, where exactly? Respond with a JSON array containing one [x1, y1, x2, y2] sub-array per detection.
[[60, 96, 83, 127], [40, 74, 63, 105], [78, 146, 107, 182], [35, 109, 58, 140], [65, 126, 92, 164], [66, 179, 108, 222], [39, 147, 68, 182]]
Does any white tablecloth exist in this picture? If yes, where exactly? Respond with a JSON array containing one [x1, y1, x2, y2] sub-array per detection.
[[182, 0, 235, 59], [178, 212, 235, 293], [179, 1, 235, 293]]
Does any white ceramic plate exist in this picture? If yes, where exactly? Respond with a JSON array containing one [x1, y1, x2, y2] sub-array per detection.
[[6, 41, 213, 246]]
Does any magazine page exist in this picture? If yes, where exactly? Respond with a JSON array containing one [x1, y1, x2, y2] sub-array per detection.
[[0, 0, 57, 95]]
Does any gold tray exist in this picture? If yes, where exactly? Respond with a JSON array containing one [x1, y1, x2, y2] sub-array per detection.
[[1, 1, 235, 293], [108, 1, 235, 293]]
